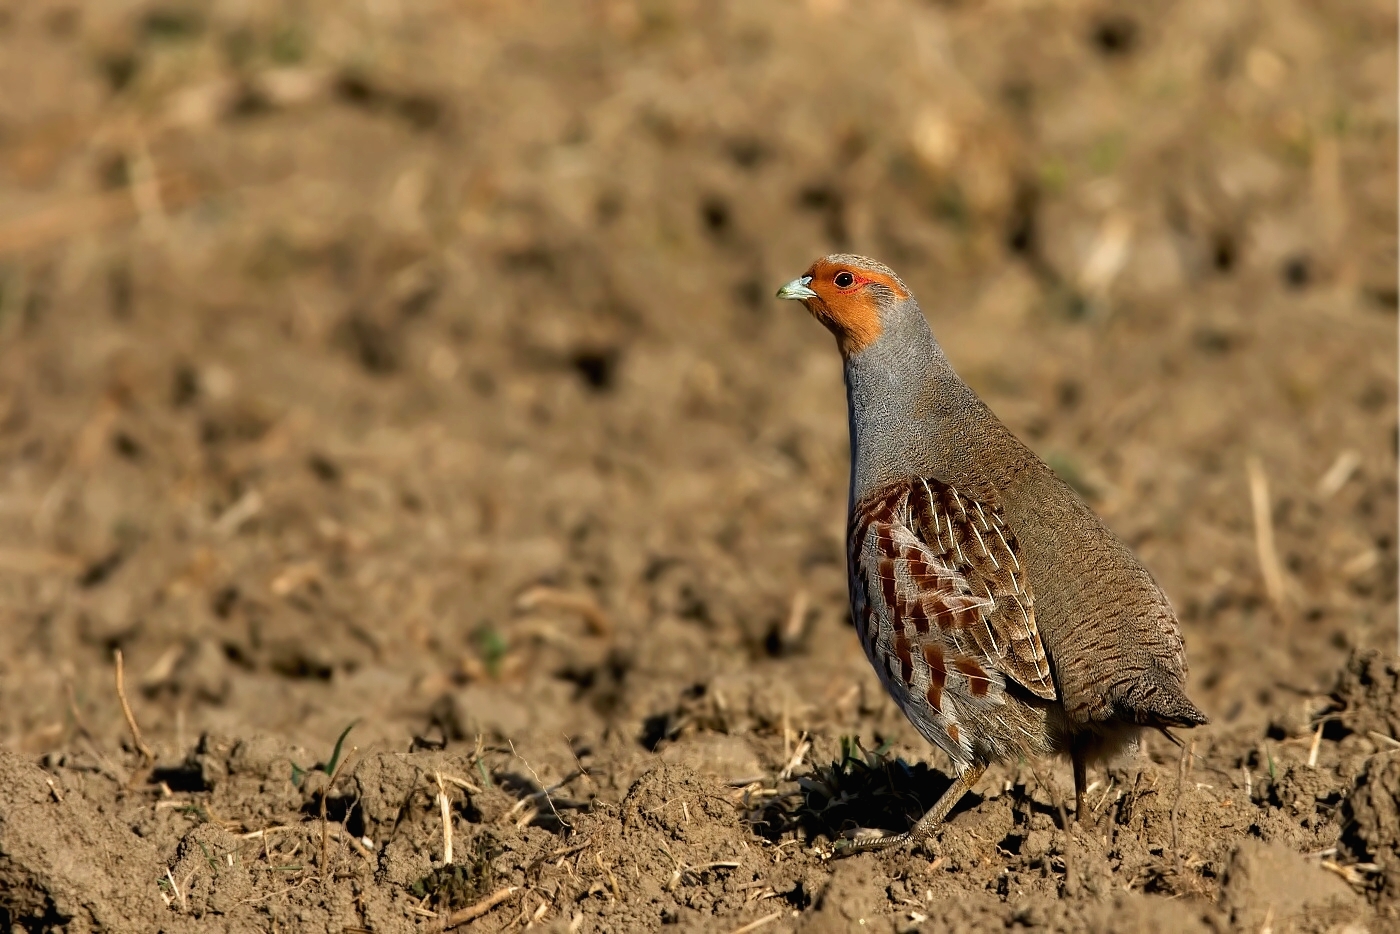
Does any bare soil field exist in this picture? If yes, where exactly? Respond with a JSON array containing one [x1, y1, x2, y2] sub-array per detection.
[[0, 0, 1396, 931]]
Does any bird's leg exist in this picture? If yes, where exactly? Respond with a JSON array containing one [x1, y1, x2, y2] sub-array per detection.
[[908, 763, 985, 848], [1071, 740, 1088, 823], [834, 764, 986, 856]]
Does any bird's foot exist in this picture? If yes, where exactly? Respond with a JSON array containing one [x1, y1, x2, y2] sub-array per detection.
[[822, 765, 981, 859], [825, 828, 924, 859]]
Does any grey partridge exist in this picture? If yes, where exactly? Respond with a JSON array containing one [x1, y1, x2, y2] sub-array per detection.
[[777, 254, 1207, 852]]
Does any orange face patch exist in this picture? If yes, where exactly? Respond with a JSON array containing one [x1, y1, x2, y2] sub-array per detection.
[[797, 258, 908, 356]]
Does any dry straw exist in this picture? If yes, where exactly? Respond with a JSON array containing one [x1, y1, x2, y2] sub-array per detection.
[[1246, 456, 1293, 618], [113, 649, 153, 763]]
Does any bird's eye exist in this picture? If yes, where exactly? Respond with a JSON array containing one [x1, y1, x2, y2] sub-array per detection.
[[833, 271, 856, 289]]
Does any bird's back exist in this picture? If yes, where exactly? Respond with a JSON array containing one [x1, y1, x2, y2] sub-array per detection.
[[938, 401, 1205, 736], [1004, 457, 1202, 728]]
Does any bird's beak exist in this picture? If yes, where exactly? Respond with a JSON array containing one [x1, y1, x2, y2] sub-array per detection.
[[775, 276, 817, 301]]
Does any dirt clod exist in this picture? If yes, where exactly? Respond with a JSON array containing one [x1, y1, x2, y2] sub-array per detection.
[[0, 749, 163, 931]]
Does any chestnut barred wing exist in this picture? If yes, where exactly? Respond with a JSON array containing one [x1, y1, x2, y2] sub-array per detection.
[[849, 479, 1056, 758], [905, 478, 1055, 698]]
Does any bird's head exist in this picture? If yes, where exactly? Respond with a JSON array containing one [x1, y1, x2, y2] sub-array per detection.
[[776, 254, 912, 357]]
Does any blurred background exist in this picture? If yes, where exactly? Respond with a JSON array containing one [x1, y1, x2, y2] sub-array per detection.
[[0, 0, 1395, 930]]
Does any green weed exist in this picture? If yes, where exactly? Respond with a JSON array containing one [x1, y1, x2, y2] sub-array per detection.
[[291, 720, 358, 788]]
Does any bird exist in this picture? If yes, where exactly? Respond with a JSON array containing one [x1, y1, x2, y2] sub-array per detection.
[[776, 254, 1207, 853]]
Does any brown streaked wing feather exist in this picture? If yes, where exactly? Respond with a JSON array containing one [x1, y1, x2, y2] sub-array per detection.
[[906, 477, 1056, 699], [850, 485, 995, 765]]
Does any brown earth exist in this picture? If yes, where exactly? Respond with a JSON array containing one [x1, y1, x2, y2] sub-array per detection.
[[0, 0, 1396, 931]]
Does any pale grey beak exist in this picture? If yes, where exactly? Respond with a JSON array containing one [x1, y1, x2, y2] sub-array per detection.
[[776, 276, 817, 301]]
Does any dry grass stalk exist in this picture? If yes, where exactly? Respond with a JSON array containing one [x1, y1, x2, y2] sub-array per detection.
[[438, 772, 482, 794], [66, 679, 126, 784], [594, 852, 621, 900], [507, 740, 571, 830], [514, 805, 540, 830], [782, 590, 809, 643], [331, 825, 375, 862], [436, 771, 454, 865], [164, 866, 187, 912], [1306, 721, 1324, 768], [239, 826, 291, 840], [515, 586, 613, 637], [1078, 212, 1134, 300], [1316, 449, 1361, 498], [1341, 549, 1379, 580], [113, 649, 154, 763], [1319, 859, 1381, 888], [657, 839, 682, 892], [441, 885, 520, 930], [506, 776, 577, 817], [140, 646, 183, 690], [1092, 779, 1118, 816], [726, 909, 784, 934], [319, 744, 357, 886], [1246, 456, 1292, 617], [213, 489, 263, 537], [530, 900, 550, 924], [778, 733, 810, 781], [1367, 730, 1400, 751]]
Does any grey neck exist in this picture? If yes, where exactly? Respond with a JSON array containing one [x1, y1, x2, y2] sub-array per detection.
[[842, 301, 961, 499]]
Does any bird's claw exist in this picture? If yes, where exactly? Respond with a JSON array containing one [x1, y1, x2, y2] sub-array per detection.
[[824, 829, 912, 859]]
